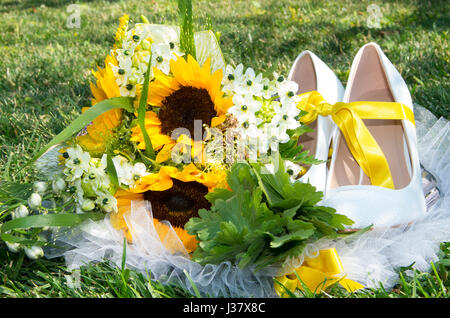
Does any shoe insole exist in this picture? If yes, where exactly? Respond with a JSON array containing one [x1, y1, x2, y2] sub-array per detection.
[[291, 53, 318, 158], [329, 46, 412, 190]]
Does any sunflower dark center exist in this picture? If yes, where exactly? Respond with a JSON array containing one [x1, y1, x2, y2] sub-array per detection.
[[143, 179, 211, 228], [164, 193, 195, 212], [158, 86, 216, 140]]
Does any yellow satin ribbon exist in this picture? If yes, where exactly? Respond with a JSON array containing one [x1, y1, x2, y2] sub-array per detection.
[[297, 91, 415, 189], [275, 248, 364, 297]]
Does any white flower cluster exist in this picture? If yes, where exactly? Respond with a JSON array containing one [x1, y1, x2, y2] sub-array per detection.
[[264, 160, 305, 183], [222, 64, 302, 156], [111, 24, 184, 97], [62, 145, 150, 213]]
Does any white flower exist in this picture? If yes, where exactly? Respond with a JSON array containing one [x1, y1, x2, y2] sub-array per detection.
[[260, 77, 278, 99], [228, 94, 263, 123], [257, 125, 282, 153], [285, 160, 302, 182], [235, 67, 264, 96], [33, 181, 48, 194], [115, 50, 133, 70], [271, 113, 300, 132], [82, 161, 110, 193], [110, 156, 132, 185], [52, 177, 66, 193], [24, 246, 44, 260], [96, 193, 118, 213], [271, 101, 301, 136], [5, 242, 21, 253], [81, 198, 96, 212], [129, 162, 149, 184], [107, 155, 149, 187], [151, 43, 176, 75], [119, 82, 137, 97], [277, 80, 299, 104], [64, 145, 91, 181], [222, 64, 245, 93], [12, 205, 29, 219], [239, 119, 261, 139], [28, 193, 42, 209]]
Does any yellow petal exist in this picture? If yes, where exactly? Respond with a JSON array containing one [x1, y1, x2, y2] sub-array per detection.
[[156, 142, 176, 163]]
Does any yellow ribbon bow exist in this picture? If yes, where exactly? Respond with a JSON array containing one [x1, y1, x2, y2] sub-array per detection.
[[297, 91, 415, 189], [275, 248, 364, 297]]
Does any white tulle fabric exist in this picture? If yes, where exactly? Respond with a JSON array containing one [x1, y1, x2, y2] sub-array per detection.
[[46, 104, 449, 297]]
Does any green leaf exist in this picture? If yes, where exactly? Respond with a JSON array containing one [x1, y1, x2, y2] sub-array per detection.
[[106, 154, 119, 188], [279, 129, 323, 165], [26, 97, 134, 167], [178, 0, 196, 59], [0, 181, 33, 209], [137, 51, 155, 159], [226, 162, 259, 193], [204, 188, 234, 204], [0, 213, 104, 241], [186, 157, 356, 271], [252, 157, 290, 205]]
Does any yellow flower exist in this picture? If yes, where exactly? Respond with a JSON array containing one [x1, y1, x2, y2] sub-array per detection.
[[130, 55, 233, 162], [110, 163, 228, 253], [76, 55, 123, 155], [130, 110, 175, 160], [114, 14, 129, 49]]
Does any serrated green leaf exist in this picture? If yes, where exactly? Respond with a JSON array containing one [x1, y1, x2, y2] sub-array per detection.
[[204, 188, 233, 204], [187, 157, 356, 271]]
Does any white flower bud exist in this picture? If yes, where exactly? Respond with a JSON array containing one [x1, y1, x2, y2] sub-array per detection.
[[24, 245, 44, 260], [5, 241, 21, 253], [52, 177, 66, 193], [12, 205, 29, 219], [33, 181, 48, 194], [81, 199, 96, 212], [28, 193, 42, 209]]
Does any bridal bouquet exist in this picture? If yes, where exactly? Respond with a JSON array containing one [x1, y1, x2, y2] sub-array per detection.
[[0, 0, 359, 296], [3, 1, 447, 298]]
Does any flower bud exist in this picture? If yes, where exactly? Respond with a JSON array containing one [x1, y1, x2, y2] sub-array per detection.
[[12, 205, 29, 219], [52, 177, 66, 193], [24, 246, 44, 260], [81, 199, 96, 211], [141, 39, 151, 50], [28, 193, 42, 209], [5, 241, 21, 253], [33, 181, 48, 194]]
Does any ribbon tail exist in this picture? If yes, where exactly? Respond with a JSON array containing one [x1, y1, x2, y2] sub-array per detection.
[[338, 278, 365, 293], [274, 275, 298, 297]]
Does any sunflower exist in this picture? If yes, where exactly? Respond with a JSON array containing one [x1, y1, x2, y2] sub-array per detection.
[[77, 55, 123, 155], [109, 163, 228, 253], [130, 55, 233, 163]]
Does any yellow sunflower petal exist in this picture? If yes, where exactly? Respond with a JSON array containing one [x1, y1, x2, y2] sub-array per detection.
[[155, 142, 176, 163], [211, 115, 226, 127]]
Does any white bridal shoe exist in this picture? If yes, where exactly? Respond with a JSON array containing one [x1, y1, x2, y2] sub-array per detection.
[[323, 42, 427, 229], [288, 51, 344, 192]]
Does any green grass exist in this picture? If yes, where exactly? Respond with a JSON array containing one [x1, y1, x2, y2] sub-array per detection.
[[0, 0, 448, 298]]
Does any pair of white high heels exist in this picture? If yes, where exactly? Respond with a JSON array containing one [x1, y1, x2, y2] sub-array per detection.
[[289, 42, 426, 230]]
